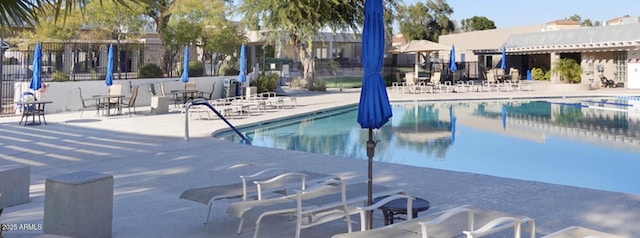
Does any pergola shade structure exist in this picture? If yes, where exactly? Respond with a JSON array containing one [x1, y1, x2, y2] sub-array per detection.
[[389, 40, 450, 77]]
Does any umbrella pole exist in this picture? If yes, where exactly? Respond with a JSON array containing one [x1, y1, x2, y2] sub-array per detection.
[[366, 128, 375, 230]]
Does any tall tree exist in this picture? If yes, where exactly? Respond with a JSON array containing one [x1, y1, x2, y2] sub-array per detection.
[[84, 0, 147, 43], [169, 0, 244, 68], [567, 14, 582, 22], [460, 16, 496, 32], [396, 0, 454, 42], [426, 0, 455, 40], [397, 2, 431, 40], [237, 0, 399, 90], [24, 4, 86, 42], [143, 0, 235, 75], [566, 14, 599, 27]]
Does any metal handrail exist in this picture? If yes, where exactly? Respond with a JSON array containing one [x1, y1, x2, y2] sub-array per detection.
[[184, 98, 251, 144]]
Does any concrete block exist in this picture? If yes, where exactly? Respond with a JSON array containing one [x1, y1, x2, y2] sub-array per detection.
[[150, 96, 169, 114], [44, 171, 113, 238], [0, 164, 31, 208]]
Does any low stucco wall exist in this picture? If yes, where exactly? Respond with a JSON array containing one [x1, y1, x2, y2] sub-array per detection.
[[16, 76, 239, 113], [546, 82, 592, 92]]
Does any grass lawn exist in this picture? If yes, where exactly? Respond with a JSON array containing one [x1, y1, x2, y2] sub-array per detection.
[[325, 77, 362, 88], [324, 75, 394, 88]]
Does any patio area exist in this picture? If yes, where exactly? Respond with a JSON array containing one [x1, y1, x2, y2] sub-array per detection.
[[1, 84, 640, 237]]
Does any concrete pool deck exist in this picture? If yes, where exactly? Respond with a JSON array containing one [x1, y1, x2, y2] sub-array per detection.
[[1, 81, 640, 237]]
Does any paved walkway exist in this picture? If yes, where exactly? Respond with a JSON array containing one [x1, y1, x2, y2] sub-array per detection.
[[1, 82, 640, 237]]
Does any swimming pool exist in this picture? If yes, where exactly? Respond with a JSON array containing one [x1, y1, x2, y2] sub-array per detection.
[[215, 98, 640, 195]]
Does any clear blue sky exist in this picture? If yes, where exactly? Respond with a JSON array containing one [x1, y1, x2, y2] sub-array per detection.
[[403, 0, 640, 28]]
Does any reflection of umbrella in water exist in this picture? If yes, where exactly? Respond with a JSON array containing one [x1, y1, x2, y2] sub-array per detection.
[[450, 117, 456, 142], [357, 0, 392, 230], [502, 105, 507, 130]]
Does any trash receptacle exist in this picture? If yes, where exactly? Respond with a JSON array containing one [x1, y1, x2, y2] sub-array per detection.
[[223, 79, 237, 98]]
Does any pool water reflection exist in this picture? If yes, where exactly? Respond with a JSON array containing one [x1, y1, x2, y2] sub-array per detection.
[[216, 99, 640, 194]]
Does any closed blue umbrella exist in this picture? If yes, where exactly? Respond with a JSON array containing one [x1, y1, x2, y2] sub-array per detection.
[[526, 69, 532, 80], [357, 0, 392, 229], [500, 46, 507, 70], [449, 45, 457, 73], [237, 43, 247, 96], [29, 44, 42, 91], [105, 44, 114, 86], [181, 46, 189, 83]]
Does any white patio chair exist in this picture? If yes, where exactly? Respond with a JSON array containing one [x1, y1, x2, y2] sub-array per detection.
[[224, 181, 404, 238], [333, 204, 536, 238], [541, 226, 624, 238], [180, 165, 339, 224], [403, 72, 417, 94]]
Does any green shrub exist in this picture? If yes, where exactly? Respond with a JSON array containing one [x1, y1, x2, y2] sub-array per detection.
[[51, 71, 70, 82], [308, 78, 326, 91], [223, 68, 240, 76], [315, 60, 341, 76], [184, 61, 204, 77], [256, 73, 278, 93], [289, 77, 302, 88], [383, 74, 393, 86], [219, 60, 239, 76], [219, 57, 240, 76], [91, 69, 105, 81], [544, 70, 551, 81], [531, 67, 544, 80], [138, 63, 163, 78], [531, 67, 550, 81]]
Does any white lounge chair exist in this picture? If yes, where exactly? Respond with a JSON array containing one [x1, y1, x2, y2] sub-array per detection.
[[541, 226, 624, 238], [430, 72, 451, 93], [224, 180, 405, 238], [180, 164, 339, 224], [332, 204, 536, 238]]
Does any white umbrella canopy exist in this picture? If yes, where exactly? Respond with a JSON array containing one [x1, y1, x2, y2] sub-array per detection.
[[389, 39, 450, 54]]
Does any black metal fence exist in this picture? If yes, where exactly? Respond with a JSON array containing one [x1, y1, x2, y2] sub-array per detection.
[[1, 42, 200, 114]]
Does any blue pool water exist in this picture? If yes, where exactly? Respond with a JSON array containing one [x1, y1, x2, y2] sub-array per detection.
[[216, 98, 640, 195]]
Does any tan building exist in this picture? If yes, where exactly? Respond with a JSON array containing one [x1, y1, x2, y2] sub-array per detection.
[[244, 30, 362, 70], [543, 19, 581, 31], [435, 16, 640, 88], [439, 24, 542, 67], [607, 16, 640, 25]]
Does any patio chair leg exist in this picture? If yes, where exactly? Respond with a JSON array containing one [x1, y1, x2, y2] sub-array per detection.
[[252, 214, 264, 238], [203, 202, 213, 224], [236, 219, 244, 234]]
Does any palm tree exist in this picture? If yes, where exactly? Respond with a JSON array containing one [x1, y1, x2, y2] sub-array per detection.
[[0, 0, 154, 28], [552, 58, 583, 84]]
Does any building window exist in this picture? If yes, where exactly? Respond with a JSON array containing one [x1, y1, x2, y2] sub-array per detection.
[[614, 51, 627, 83]]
